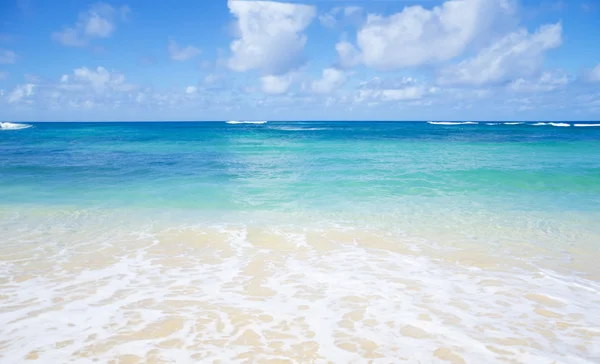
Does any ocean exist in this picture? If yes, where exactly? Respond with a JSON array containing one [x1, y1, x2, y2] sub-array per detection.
[[1, 121, 599, 363]]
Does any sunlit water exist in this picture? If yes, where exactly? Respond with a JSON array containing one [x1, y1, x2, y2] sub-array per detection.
[[1, 121, 599, 363]]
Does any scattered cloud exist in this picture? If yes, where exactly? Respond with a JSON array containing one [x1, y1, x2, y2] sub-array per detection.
[[168, 39, 201, 61], [260, 73, 295, 94], [437, 22, 562, 86], [355, 76, 434, 103], [228, 0, 316, 75], [338, 0, 516, 71], [588, 64, 600, 82], [0, 49, 17, 64], [508, 71, 569, 92], [319, 6, 362, 28], [185, 86, 198, 94], [52, 3, 129, 47], [312, 68, 346, 94], [60, 66, 135, 92], [8, 83, 35, 103]]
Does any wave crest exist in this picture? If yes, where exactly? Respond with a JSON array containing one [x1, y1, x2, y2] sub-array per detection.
[[427, 121, 478, 125], [226, 120, 268, 125], [0, 122, 32, 130]]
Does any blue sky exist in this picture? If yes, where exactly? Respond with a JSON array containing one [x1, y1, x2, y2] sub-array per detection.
[[1, 0, 599, 121]]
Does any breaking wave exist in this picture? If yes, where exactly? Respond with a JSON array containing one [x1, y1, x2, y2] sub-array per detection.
[[427, 121, 478, 125], [0, 122, 32, 130], [226, 120, 268, 125]]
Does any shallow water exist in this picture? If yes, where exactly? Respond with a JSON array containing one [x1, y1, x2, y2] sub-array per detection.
[[1, 121, 599, 363]]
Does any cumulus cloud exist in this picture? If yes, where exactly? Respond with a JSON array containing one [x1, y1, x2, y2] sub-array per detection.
[[0, 49, 17, 64], [260, 73, 294, 94], [8, 84, 35, 103], [52, 3, 129, 47], [337, 0, 516, 70], [168, 39, 201, 61], [185, 86, 197, 94], [228, 0, 316, 75], [312, 68, 346, 94], [437, 22, 562, 86]]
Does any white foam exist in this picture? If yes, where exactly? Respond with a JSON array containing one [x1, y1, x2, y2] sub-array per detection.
[[1, 212, 599, 363], [226, 120, 268, 125], [531, 122, 550, 126], [270, 126, 328, 131], [550, 123, 570, 127], [0, 122, 32, 130], [504, 122, 523, 125], [428, 121, 478, 125], [486, 123, 500, 125], [574, 123, 600, 127]]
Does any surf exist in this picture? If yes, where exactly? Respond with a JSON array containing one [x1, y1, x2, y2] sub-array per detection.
[[226, 120, 268, 125], [0, 122, 32, 130]]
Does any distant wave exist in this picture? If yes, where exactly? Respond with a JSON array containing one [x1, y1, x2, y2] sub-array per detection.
[[574, 123, 600, 127], [531, 122, 571, 127], [270, 126, 328, 131], [226, 120, 267, 125], [504, 122, 523, 125], [486, 123, 500, 125], [428, 121, 478, 125], [0, 122, 32, 130]]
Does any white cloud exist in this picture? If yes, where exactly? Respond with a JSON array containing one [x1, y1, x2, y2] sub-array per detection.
[[228, 0, 316, 75], [185, 86, 197, 94], [319, 6, 362, 28], [52, 3, 128, 47], [588, 64, 600, 82], [355, 77, 431, 102], [66, 66, 134, 92], [260, 73, 294, 94], [8, 84, 35, 103], [312, 68, 346, 94], [437, 22, 562, 86], [168, 39, 201, 61], [508, 71, 568, 92], [335, 41, 361, 68], [319, 13, 337, 28], [0, 49, 17, 64], [338, 0, 516, 70]]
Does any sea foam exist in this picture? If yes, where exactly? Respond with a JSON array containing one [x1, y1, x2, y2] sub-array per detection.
[[226, 120, 268, 125], [427, 121, 478, 125], [0, 122, 32, 130]]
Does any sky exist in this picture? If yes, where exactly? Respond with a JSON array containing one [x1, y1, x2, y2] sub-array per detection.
[[1, 0, 600, 121]]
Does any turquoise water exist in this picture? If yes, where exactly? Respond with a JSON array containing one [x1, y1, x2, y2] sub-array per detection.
[[2, 121, 599, 214], [1, 121, 600, 363]]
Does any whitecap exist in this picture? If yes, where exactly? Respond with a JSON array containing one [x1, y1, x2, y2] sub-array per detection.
[[531, 122, 550, 126], [226, 120, 267, 125], [550, 123, 570, 127], [486, 123, 500, 125], [428, 121, 478, 125], [504, 122, 523, 125], [574, 123, 600, 127], [0, 122, 32, 130], [270, 126, 328, 131]]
